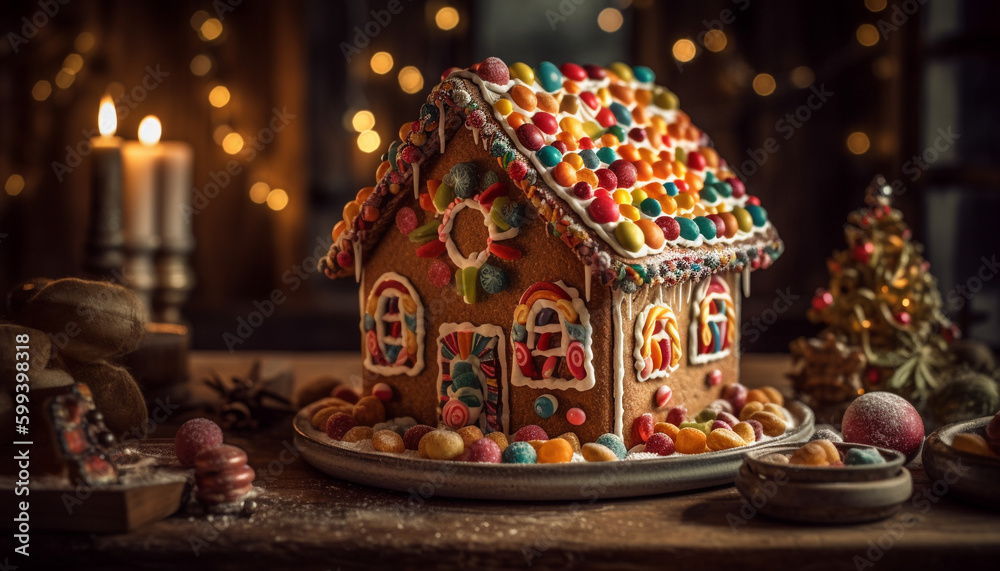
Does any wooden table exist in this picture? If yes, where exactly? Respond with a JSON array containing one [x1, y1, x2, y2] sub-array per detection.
[[8, 353, 1000, 570]]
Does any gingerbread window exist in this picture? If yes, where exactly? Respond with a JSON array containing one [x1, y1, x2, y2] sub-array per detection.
[[690, 275, 736, 364], [634, 303, 682, 381], [361, 272, 425, 376], [510, 281, 594, 391], [436, 323, 507, 432]]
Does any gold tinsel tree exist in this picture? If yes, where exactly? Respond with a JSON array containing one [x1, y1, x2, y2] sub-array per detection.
[[803, 176, 957, 403]]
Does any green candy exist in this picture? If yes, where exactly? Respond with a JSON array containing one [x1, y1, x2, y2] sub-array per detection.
[[654, 89, 679, 110], [680, 421, 713, 435], [700, 185, 718, 203], [608, 62, 634, 82], [595, 433, 627, 459], [479, 263, 508, 294], [633, 65, 655, 83], [615, 220, 645, 253], [695, 408, 719, 423], [408, 219, 441, 243], [745, 204, 768, 227], [694, 216, 718, 240], [606, 124, 626, 143], [502, 441, 537, 464], [676, 216, 700, 241], [433, 181, 455, 212]]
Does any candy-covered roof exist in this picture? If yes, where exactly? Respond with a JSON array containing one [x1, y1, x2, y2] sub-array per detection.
[[321, 57, 782, 291]]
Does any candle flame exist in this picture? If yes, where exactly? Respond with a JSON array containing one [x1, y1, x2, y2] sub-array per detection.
[[98, 95, 117, 137], [138, 115, 162, 145]]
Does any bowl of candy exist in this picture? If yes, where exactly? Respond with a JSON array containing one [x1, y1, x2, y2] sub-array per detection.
[[736, 439, 912, 523], [922, 410, 1000, 510]]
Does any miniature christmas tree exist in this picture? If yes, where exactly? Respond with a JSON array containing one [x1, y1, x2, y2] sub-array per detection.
[[797, 175, 958, 404]]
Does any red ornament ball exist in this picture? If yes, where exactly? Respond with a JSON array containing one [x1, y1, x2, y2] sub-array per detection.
[[476, 57, 510, 84], [174, 418, 223, 467], [812, 289, 834, 311], [853, 242, 875, 263], [895, 311, 912, 325], [842, 392, 924, 461]]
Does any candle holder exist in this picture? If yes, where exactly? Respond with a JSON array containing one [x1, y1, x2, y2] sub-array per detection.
[[154, 244, 194, 324], [122, 243, 158, 315]]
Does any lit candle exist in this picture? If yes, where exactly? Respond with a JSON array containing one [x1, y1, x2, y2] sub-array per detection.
[[157, 129, 194, 253], [121, 116, 163, 250], [85, 96, 124, 277]]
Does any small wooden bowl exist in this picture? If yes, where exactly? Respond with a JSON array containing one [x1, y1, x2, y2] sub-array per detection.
[[922, 417, 1000, 510], [737, 442, 912, 523], [745, 442, 906, 483]]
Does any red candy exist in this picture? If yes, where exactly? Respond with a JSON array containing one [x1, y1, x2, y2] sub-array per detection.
[[588, 195, 619, 224], [560, 62, 587, 81], [572, 181, 593, 200], [395, 207, 418, 234], [404, 424, 436, 450], [467, 437, 502, 463], [331, 385, 360, 404], [595, 168, 618, 191], [630, 413, 655, 447], [336, 249, 353, 269], [551, 140, 568, 154], [416, 239, 446, 258], [195, 463, 256, 491], [579, 92, 599, 110], [655, 385, 673, 408], [687, 150, 706, 170], [372, 382, 393, 402], [477, 56, 510, 84], [508, 160, 529, 181], [584, 64, 607, 80], [516, 123, 546, 151], [325, 411, 356, 440], [174, 418, 223, 467], [596, 107, 617, 128], [706, 215, 725, 238], [532, 112, 558, 135], [655, 216, 681, 241], [514, 424, 549, 442], [566, 407, 586, 426], [644, 433, 676, 456], [711, 420, 733, 432], [747, 195, 761, 206], [428, 260, 452, 287], [578, 136, 595, 150], [707, 369, 723, 387], [722, 383, 748, 412], [193, 444, 248, 473], [609, 160, 637, 188], [629, 128, 646, 142], [842, 392, 925, 461], [727, 177, 746, 198], [665, 405, 688, 426]]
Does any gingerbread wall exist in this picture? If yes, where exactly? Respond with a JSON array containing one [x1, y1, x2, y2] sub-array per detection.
[[359, 126, 615, 443]]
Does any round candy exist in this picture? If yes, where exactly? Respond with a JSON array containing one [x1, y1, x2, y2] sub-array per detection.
[[560, 62, 587, 81], [675, 216, 700, 241], [537, 438, 574, 463], [566, 340, 588, 380], [193, 444, 247, 473], [596, 107, 617, 128], [635, 219, 665, 249], [479, 263, 508, 294], [655, 385, 673, 408], [745, 204, 768, 227], [372, 382, 393, 402], [477, 56, 510, 84], [609, 160, 637, 189], [655, 216, 681, 241], [536, 145, 562, 168], [810, 428, 844, 443], [486, 431, 509, 451], [596, 147, 618, 164], [372, 429, 405, 453], [532, 112, 558, 135], [717, 411, 740, 428], [508, 62, 534, 84], [595, 433, 627, 459], [566, 407, 586, 426], [615, 220, 645, 252], [594, 168, 617, 191], [326, 412, 357, 440], [514, 424, 549, 442], [588, 195, 620, 224], [467, 437, 502, 463], [429, 260, 452, 288], [395, 207, 418, 234], [502, 441, 537, 464], [633, 65, 655, 83], [456, 425, 484, 447], [510, 85, 537, 111], [629, 413, 655, 447], [732, 207, 753, 232], [403, 424, 436, 450], [537, 61, 563, 92], [195, 464, 255, 491], [711, 420, 733, 432], [572, 181, 593, 200], [331, 385, 360, 404], [722, 383, 748, 412], [534, 394, 558, 419], [707, 369, 723, 388], [175, 418, 223, 467], [442, 399, 471, 428], [579, 149, 600, 169], [639, 197, 662, 217], [341, 426, 374, 443], [644, 432, 676, 456], [582, 442, 619, 462], [842, 392, 924, 461], [423, 430, 465, 460], [694, 216, 718, 240], [516, 123, 545, 151]]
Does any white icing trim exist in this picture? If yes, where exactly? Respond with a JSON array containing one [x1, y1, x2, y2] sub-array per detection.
[[510, 280, 595, 391], [436, 322, 509, 434], [742, 265, 751, 298], [438, 198, 521, 271], [437, 100, 446, 154], [412, 162, 420, 200], [353, 240, 362, 283], [633, 302, 682, 382], [584, 262, 593, 302], [612, 287, 626, 438], [688, 275, 734, 365], [362, 272, 426, 376]]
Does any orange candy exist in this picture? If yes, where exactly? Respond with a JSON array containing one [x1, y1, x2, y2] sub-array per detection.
[[618, 144, 640, 162], [646, 126, 662, 148], [331, 220, 345, 241], [635, 219, 665, 249], [562, 80, 581, 94], [660, 196, 678, 215], [600, 133, 619, 148], [685, 171, 704, 191], [631, 106, 648, 125], [537, 438, 574, 463], [576, 168, 598, 186], [635, 88, 653, 106], [552, 162, 578, 187], [638, 148, 656, 163], [718, 212, 738, 238], [674, 192, 695, 211], [676, 427, 708, 454], [510, 85, 537, 112], [376, 160, 391, 181], [343, 201, 360, 225], [652, 160, 671, 179], [357, 186, 375, 202], [507, 112, 526, 130], [536, 91, 558, 113], [643, 182, 665, 199], [609, 83, 634, 104], [563, 152, 584, 170], [634, 160, 653, 182], [556, 131, 579, 151]]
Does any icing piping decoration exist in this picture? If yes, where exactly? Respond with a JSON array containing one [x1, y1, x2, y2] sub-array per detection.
[[689, 275, 736, 365], [437, 322, 508, 433], [633, 303, 682, 381], [612, 287, 626, 437], [361, 272, 426, 376], [510, 280, 595, 391]]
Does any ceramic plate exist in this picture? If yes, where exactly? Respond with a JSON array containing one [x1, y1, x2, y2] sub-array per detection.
[[293, 401, 814, 500], [922, 416, 1000, 510]]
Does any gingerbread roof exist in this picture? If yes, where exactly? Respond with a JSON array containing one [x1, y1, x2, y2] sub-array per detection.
[[320, 58, 782, 291]]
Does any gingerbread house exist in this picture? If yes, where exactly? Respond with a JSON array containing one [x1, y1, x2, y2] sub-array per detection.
[[320, 58, 782, 444]]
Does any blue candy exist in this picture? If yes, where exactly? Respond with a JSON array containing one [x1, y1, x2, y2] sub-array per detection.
[[502, 441, 538, 464], [537, 61, 563, 92], [609, 102, 632, 126], [595, 433, 627, 460], [536, 145, 562, 168], [596, 146, 618, 164], [845, 447, 885, 466], [579, 148, 600, 169], [633, 66, 655, 83], [533, 394, 558, 419]]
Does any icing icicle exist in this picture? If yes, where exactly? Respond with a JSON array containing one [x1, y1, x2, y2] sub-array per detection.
[[584, 263, 592, 302], [412, 163, 420, 200], [743, 265, 752, 298], [437, 100, 446, 154], [353, 240, 362, 283]]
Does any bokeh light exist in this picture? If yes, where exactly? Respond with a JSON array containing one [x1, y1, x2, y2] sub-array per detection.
[[370, 51, 394, 75], [847, 131, 871, 154], [222, 132, 244, 154], [352, 110, 376, 132], [790, 66, 815, 88], [857, 24, 879, 47], [703, 30, 727, 52], [200, 18, 223, 41], [357, 130, 381, 153], [597, 8, 624, 33], [435, 7, 460, 30], [190, 55, 212, 76], [5, 174, 25, 196], [266, 188, 289, 211], [209, 85, 231, 108], [752, 73, 776, 96], [672, 39, 696, 62], [249, 182, 270, 204], [398, 66, 424, 94], [31, 80, 52, 101]]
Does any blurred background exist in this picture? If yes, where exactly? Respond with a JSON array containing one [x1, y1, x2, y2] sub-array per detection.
[[1, 0, 998, 352]]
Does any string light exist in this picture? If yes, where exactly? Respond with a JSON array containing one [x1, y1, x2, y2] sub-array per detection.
[[31, 80, 52, 101], [672, 39, 696, 63], [752, 73, 776, 96], [63, 53, 84, 73], [434, 6, 460, 30], [352, 110, 376, 132], [597, 8, 624, 33], [249, 182, 270, 204], [266, 188, 288, 211], [790, 66, 815, 88], [213, 124, 233, 145], [209, 85, 231, 108], [200, 18, 223, 41], [398, 66, 424, 94], [5, 174, 25, 196], [856, 24, 879, 47], [370, 51, 394, 75], [190, 55, 212, 76], [222, 132, 244, 154], [74, 32, 95, 53], [55, 68, 75, 89], [190, 10, 210, 29], [847, 131, 870, 155], [703, 30, 727, 52], [902, 298, 911, 307], [357, 130, 381, 153]]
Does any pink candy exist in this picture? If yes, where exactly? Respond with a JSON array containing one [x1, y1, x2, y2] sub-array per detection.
[[514, 424, 549, 442], [665, 405, 688, 426], [395, 207, 418, 234], [467, 437, 502, 463], [609, 160, 637, 189], [655, 385, 673, 408], [476, 56, 510, 84], [566, 407, 586, 426], [644, 433, 676, 456], [174, 418, 223, 467]]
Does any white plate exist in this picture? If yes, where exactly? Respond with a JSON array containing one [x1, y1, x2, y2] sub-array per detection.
[[293, 401, 814, 501]]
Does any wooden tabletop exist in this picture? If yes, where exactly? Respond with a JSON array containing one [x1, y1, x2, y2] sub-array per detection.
[[10, 353, 1000, 570]]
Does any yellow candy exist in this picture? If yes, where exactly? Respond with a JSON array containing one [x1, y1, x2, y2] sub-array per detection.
[[732, 422, 756, 444], [485, 431, 509, 451], [674, 192, 695, 211], [608, 62, 634, 82], [789, 442, 830, 466], [372, 429, 405, 453], [596, 87, 611, 106], [732, 207, 753, 232], [342, 426, 374, 443], [761, 387, 785, 406], [423, 430, 465, 460], [749, 410, 787, 437], [639, 147, 656, 163], [555, 298, 578, 322], [563, 152, 584, 170], [707, 428, 747, 451], [509, 62, 535, 85], [537, 438, 574, 463], [557, 432, 582, 454], [675, 427, 707, 454], [615, 219, 644, 251], [672, 161, 687, 179], [560, 117, 585, 139], [811, 439, 841, 464], [612, 189, 631, 204], [527, 439, 547, 452], [739, 401, 765, 421], [618, 203, 640, 221], [582, 121, 604, 139], [493, 99, 513, 116], [651, 115, 667, 135], [457, 425, 484, 448], [631, 189, 648, 205]]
